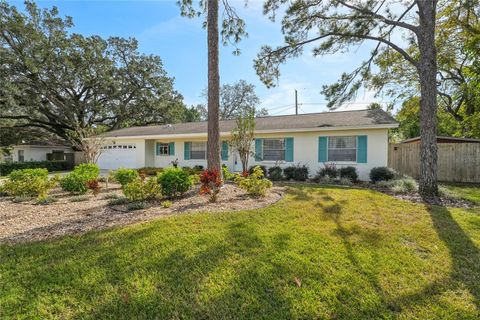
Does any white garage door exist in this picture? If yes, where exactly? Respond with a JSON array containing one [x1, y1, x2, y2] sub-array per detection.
[[98, 143, 137, 170]]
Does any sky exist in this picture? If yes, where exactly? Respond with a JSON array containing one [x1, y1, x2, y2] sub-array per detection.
[[9, 0, 387, 115]]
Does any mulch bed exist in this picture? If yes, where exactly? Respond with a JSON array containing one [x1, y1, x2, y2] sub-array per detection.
[[0, 183, 284, 244]]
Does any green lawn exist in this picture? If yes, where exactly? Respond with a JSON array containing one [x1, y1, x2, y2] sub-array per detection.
[[443, 184, 480, 205], [1, 185, 479, 319]]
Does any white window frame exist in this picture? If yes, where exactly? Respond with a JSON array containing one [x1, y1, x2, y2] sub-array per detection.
[[263, 138, 286, 162], [157, 143, 169, 156], [327, 136, 357, 163], [190, 141, 207, 160]]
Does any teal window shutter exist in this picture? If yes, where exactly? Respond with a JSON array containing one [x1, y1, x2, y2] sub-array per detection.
[[285, 137, 294, 162], [184, 142, 190, 160], [357, 135, 367, 163], [156, 142, 160, 156], [255, 139, 263, 161], [168, 142, 175, 156], [221, 141, 228, 161], [318, 136, 328, 162]]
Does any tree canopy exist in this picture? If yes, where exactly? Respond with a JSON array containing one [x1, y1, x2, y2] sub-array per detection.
[[254, 0, 443, 198], [0, 1, 188, 144], [197, 80, 267, 120]]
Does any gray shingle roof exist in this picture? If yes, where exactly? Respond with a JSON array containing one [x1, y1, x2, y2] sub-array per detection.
[[102, 109, 397, 138]]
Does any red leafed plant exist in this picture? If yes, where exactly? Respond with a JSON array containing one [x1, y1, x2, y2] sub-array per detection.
[[86, 179, 101, 196], [199, 169, 223, 203]]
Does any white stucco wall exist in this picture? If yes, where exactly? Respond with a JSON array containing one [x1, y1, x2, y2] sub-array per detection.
[[12, 146, 73, 162], [103, 128, 390, 181]]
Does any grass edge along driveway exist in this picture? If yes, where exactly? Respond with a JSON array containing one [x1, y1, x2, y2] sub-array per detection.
[[1, 185, 479, 319]]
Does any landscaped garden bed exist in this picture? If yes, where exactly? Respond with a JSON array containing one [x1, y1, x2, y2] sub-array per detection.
[[0, 182, 282, 244]]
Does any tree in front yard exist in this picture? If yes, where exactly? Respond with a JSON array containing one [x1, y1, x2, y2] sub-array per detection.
[[178, 0, 247, 174], [0, 1, 187, 145], [230, 111, 255, 174], [67, 127, 106, 164], [254, 0, 441, 200]]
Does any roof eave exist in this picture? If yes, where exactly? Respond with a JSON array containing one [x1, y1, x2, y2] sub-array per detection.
[[101, 123, 398, 140]]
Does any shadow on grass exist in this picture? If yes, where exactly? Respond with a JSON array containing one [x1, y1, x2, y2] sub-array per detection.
[[428, 206, 480, 307], [379, 205, 480, 314]]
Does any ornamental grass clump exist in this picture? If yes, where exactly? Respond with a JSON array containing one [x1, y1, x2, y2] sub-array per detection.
[[235, 166, 272, 198], [199, 169, 223, 203]]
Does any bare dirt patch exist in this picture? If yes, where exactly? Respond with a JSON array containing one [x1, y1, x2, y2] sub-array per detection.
[[0, 183, 283, 244]]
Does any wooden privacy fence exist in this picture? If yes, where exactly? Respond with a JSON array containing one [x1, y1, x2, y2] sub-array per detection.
[[388, 143, 480, 183]]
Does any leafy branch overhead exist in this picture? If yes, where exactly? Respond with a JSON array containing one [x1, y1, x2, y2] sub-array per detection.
[[255, 0, 425, 108], [178, 0, 248, 54], [0, 1, 188, 144]]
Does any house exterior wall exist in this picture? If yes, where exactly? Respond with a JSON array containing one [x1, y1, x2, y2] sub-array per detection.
[[106, 128, 389, 181], [12, 146, 73, 162]]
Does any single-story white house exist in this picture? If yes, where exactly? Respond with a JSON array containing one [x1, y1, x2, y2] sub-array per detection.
[[11, 144, 74, 162], [98, 109, 398, 180]]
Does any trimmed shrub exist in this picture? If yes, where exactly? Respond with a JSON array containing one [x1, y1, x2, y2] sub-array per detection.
[[316, 163, 338, 179], [249, 165, 267, 176], [60, 164, 100, 194], [0, 160, 71, 176], [294, 165, 309, 181], [283, 165, 309, 181], [222, 165, 236, 181], [339, 166, 358, 182], [268, 166, 283, 181], [113, 168, 139, 187], [71, 164, 99, 181], [370, 167, 395, 183], [60, 174, 88, 194], [3, 168, 57, 199], [283, 166, 296, 180], [137, 167, 163, 176], [157, 167, 193, 198], [122, 177, 161, 201], [236, 166, 273, 198]]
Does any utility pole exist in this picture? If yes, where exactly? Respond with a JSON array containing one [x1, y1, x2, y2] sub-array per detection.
[[295, 89, 298, 115]]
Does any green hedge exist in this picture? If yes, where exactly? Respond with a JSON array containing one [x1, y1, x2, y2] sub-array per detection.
[[0, 161, 72, 176]]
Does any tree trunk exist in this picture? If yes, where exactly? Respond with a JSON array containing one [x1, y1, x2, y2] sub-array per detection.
[[207, 0, 221, 172], [417, 0, 439, 200]]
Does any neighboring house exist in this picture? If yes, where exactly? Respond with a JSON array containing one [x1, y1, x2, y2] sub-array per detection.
[[11, 144, 74, 163], [98, 109, 398, 180], [400, 136, 480, 144]]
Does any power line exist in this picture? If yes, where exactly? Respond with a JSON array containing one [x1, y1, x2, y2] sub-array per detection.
[[269, 106, 294, 115]]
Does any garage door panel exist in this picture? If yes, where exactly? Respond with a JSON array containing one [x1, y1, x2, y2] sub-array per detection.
[[98, 143, 137, 170]]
